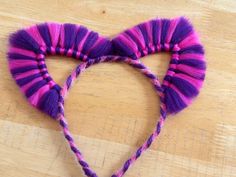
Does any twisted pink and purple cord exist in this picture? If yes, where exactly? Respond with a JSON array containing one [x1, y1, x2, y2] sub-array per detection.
[[7, 17, 206, 176], [58, 56, 166, 177]]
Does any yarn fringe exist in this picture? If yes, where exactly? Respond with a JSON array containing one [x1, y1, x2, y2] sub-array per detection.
[[38, 88, 60, 118], [7, 17, 206, 117], [112, 17, 206, 113], [8, 22, 111, 118]]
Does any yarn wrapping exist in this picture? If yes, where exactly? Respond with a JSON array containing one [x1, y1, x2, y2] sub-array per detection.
[[112, 17, 206, 113], [8, 23, 112, 118], [7, 17, 206, 116]]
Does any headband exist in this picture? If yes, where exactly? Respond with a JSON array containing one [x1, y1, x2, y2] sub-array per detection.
[[7, 17, 206, 177]]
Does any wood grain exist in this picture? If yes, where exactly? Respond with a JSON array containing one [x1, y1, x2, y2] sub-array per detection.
[[0, 0, 236, 177]]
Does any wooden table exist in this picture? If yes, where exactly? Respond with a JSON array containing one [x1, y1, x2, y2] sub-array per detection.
[[0, 0, 235, 176]]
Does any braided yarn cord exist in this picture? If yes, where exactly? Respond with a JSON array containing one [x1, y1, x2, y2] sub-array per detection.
[[57, 56, 167, 177]]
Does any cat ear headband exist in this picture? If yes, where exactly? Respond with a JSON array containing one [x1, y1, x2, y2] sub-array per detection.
[[7, 17, 206, 177]]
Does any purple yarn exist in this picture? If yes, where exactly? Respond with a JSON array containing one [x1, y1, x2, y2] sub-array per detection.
[[179, 44, 204, 54], [125, 30, 145, 57], [64, 24, 78, 49], [151, 19, 160, 46], [170, 76, 199, 97], [16, 73, 42, 86], [25, 80, 47, 98], [9, 30, 41, 52], [112, 38, 137, 59], [178, 59, 206, 69], [81, 32, 99, 53], [89, 39, 112, 58], [170, 17, 193, 44], [138, 23, 149, 46], [10, 65, 38, 75], [38, 86, 61, 118], [164, 86, 187, 113], [8, 53, 36, 61], [160, 19, 170, 44], [37, 23, 52, 47], [73, 26, 88, 50]]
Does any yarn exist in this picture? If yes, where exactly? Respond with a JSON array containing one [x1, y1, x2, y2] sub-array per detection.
[[58, 56, 165, 177], [7, 16, 206, 177], [8, 23, 112, 118], [112, 17, 206, 113]]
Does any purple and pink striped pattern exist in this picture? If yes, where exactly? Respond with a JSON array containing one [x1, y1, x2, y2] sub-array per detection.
[[8, 23, 112, 118], [112, 17, 206, 114], [7, 16, 206, 177]]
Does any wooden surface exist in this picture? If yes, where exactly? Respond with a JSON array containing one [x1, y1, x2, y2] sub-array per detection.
[[0, 0, 236, 177]]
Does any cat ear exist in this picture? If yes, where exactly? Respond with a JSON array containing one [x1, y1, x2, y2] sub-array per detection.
[[112, 17, 206, 114], [7, 23, 112, 118]]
